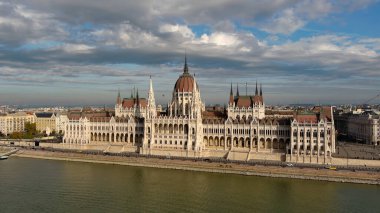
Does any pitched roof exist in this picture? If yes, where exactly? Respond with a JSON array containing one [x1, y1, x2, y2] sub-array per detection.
[[294, 114, 318, 123], [35, 112, 55, 118], [122, 98, 147, 108], [233, 95, 263, 108], [67, 110, 114, 121]]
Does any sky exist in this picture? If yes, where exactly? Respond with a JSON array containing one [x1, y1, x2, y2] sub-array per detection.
[[0, 0, 380, 106]]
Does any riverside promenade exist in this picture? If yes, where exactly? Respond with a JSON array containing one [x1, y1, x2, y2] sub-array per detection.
[[13, 148, 380, 185]]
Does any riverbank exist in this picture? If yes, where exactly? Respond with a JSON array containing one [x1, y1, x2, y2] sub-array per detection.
[[13, 149, 380, 185]]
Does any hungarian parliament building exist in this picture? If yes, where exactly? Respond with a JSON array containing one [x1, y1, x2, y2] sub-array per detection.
[[63, 59, 336, 164]]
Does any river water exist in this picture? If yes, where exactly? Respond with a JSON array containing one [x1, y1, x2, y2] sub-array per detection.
[[1, 157, 379, 213]]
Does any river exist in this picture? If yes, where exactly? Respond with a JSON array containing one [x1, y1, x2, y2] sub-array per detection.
[[1, 157, 379, 213]]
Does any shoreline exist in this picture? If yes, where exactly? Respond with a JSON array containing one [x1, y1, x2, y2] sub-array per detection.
[[13, 149, 380, 185]]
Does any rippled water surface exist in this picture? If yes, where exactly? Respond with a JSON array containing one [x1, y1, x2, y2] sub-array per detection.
[[1, 157, 379, 213]]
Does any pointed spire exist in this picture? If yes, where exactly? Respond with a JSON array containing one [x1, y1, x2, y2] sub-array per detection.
[[149, 75, 153, 92], [193, 75, 197, 93], [116, 88, 121, 104], [260, 83, 263, 96], [255, 80, 258, 95], [184, 53, 189, 74], [136, 88, 140, 106], [132, 86, 136, 99], [230, 82, 233, 96], [148, 76, 156, 107], [236, 83, 240, 97], [229, 82, 234, 104]]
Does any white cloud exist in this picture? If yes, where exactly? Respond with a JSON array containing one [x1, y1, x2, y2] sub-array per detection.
[[61, 44, 95, 54], [259, 0, 376, 35], [1, 0, 380, 104], [198, 32, 242, 46], [0, 2, 66, 45], [261, 8, 305, 35], [159, 24, 195, 39]]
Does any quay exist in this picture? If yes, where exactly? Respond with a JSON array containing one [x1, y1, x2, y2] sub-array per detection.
[[8, 146, 380, 185]]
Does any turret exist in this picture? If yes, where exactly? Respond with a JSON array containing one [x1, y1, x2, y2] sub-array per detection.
[[229, 82, 234, 104], [116, 89, 121, 105], [255, 81, 258, 96], [136, 89, 140, 107], [147, 76, 156, 118], [236, 83, 240, 97]]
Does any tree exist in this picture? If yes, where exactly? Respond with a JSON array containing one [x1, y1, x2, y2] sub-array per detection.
[[10, 132, 23, 139], [24, 122, 37, 138]]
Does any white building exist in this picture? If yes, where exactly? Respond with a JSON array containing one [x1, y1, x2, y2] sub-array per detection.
[[336, 111, 379, 146], [0, 112, 35, 135], [55, 113, 69, 134], [63, 58, 336, 163]]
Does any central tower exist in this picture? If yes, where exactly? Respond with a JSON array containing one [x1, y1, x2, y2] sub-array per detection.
[[169, 56, 204, 118]]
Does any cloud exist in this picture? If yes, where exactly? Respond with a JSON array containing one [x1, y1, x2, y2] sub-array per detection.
[[0, 2, 66, 46], [261, 8, 305, 35], [260, 0, 376, 34], [60, 44, 95, 54], [91, 22, 161, 48], [159, 24, 195, 39], [0, 0, 379, 105]]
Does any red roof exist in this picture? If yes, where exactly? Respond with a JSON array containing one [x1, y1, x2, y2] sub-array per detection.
[[68, 110, 113, 121], [312, 106, 332, 121], [122, 98, 147, 108], [294, 114, 318, 123], [174, 73, 194, 92], [233, 95, 263, 108]]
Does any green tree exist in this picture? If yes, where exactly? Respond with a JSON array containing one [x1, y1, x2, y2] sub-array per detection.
[[24, 122, 37, 138], [10, 132, 23, 139]]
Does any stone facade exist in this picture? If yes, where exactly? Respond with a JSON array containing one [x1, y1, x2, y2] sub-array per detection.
[[63, 59, 336, 163], [0, 112, 35, 135], [35, 112, 57, 135], [55, 114, 69, 134], [336, 111, 380, 145]]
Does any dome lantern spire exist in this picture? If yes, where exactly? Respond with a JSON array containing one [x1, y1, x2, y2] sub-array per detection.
[[184, 53, 189, 74]]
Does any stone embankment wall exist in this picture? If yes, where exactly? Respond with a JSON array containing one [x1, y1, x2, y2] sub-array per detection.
[[2, 140, 380, 167], [332, 157, 380, 167]]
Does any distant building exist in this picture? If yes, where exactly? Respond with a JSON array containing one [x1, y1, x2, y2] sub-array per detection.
[[55, 113, 69, 134], [335, 110, 380, 145], [63, 58, 336, 164], [0, 112, 35, 135], [35, 112, 57, 135]]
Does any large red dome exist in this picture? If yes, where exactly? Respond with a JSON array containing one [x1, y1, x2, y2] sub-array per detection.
[[174, 73, 194, 92]]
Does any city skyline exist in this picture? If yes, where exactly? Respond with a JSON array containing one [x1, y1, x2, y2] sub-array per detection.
[[1, 0, 380, 106]]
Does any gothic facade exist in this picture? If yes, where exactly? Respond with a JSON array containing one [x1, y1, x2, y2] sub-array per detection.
[[63, 59, 336, 163]]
